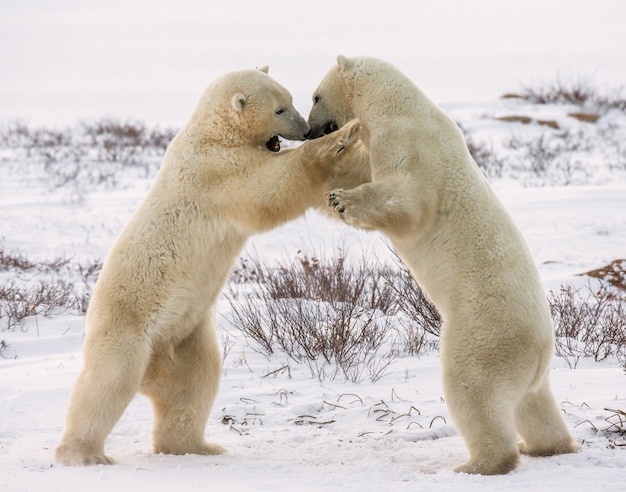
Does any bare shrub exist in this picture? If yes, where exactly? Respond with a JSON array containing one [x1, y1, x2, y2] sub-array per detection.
[[0, 119, 177, 192], [81, 119, 175, 174], [0, 245, 102, 330], [518, 75, 626, 111], [549, 281, 626, 368], [602, 408, 626, 435], [0, 120, 31, 148], [504, 128, 592, 185], [272, 250, 396, 314], [226, 249, 403, 382], [280, 298, 398, 382], [229, 292, 400, 383], [74, 258, 103, 314], [382, 249, 441, 339], [488, 76, 626, 185], [228, 290, 275, 355], [581, 259, 626, 291], [227, 244, 626, 375], [0, 247, 36, 271], [0, 244, 71, 273], [520, 75, 597, 106], [0, 279, 77, 331], [225, 245, 447, 382]]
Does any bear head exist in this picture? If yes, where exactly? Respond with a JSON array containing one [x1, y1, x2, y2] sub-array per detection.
[[212, 66, 310, 151], [306, 55, 359, 140], [188, 66, 309, 151]]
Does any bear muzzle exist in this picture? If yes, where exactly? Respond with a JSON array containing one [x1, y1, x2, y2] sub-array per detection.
[[305, 121, 338, 140]]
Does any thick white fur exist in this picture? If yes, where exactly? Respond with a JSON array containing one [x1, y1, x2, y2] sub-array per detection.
[[56, 67, 364, 466], [308, 55, 578, 475]]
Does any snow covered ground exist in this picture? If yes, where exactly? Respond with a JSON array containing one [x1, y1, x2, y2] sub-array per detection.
[[1, 1, 626, 491]]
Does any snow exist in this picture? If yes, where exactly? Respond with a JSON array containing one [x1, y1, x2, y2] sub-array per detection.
[[1, 1, 626, 491]]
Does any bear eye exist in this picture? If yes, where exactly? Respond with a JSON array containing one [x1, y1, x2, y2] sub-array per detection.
[[313, 95, 321, 104], [275, 108, 285, 115]]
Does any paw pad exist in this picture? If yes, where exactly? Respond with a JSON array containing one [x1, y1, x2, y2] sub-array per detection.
[[327, 192, 345, 214]]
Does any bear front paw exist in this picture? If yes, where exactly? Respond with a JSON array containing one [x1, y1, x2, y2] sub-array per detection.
[[327, 189, 346, 214], [334, 119, 361, 156]]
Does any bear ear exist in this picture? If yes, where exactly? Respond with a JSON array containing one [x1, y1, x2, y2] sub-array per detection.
[[337, 55, 351, 70], [257, 65, 269, 74], [232, 93, 247, 112]]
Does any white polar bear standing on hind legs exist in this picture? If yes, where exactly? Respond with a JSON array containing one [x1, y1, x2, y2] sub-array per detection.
[[307, 55, 578, 475], [55, 66, 365, 466]]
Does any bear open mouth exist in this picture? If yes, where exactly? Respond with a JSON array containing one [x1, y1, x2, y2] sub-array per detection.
[[266, 135, 281, 152], [323, 121, 339, 135]]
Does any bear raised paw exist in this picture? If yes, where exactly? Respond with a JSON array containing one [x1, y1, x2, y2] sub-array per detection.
[[55, 66, 364, 466], [309, 56, 578, 475]]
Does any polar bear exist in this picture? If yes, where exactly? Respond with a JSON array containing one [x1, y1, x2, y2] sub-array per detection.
[[307, 56, 578, 475], [55, 66, 364, 466]]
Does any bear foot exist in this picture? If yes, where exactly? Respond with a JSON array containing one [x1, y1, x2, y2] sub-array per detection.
[[519, 438, 579, 457], [154, 440, 227, 457], [55, 443, 116, 466], [453, 451, 519, 476], [194, 442, 227, 456]]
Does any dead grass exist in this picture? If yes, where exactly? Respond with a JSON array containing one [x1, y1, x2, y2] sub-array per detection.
[[574, 407, 626, 441], [485, 76, 626, 185], [382, 249, 442, 340], [0, 119, 177, 193], [0, 247, 71, 273], [0, 244, 102, 331], [568, 112, 602, 123], [226, 248, 439, 382], [227, 246, 626, 378], [517, 75, 626, 111], [4, 239, 626, 375], [580, 259, 626, 290], [504, 127, 594, 185], [603, 408, 626, 436], [549, 280, 626, 369], [496, 115, 533, 124]]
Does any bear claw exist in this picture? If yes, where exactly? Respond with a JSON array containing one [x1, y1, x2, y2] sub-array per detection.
[[327, 191, 345, 214]]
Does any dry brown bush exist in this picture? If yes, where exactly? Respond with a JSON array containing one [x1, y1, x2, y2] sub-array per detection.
[[549, 280, 626, 368], [0, 244, 102, 331]]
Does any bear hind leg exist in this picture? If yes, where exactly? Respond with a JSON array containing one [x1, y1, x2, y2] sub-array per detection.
[[445, 378, 520, 475], [56, 332, 152, 465], [515, 379, 578, 457], [451, 408, 520, 475], [141, 314, 225, 456]]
